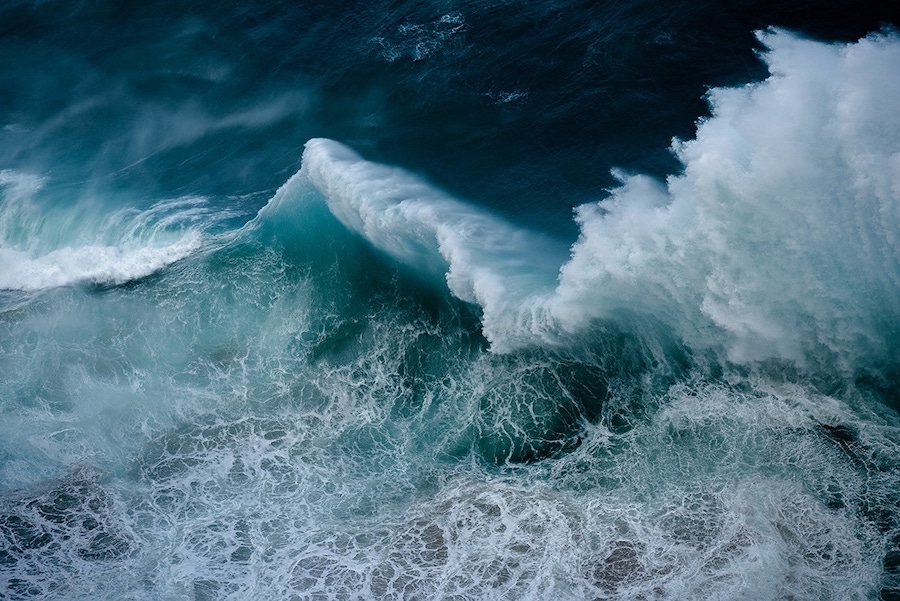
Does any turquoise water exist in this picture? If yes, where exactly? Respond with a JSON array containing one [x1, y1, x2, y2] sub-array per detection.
[[1, 2, 900, 599]]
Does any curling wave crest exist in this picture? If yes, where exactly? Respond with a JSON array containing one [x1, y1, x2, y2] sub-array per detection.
[[297, 29, 900, 375]]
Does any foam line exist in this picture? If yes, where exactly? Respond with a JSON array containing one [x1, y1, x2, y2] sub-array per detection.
[[0, 237, 200, 291]]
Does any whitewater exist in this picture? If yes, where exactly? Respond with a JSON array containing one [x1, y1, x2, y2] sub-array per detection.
[[1, 24, 899, 601], [297, 30, 900, 371]]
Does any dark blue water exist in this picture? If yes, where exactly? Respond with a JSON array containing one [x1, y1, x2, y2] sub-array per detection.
[[1, 1, 899, 599]]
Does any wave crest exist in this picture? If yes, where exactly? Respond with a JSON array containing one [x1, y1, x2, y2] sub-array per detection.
[[295, 29, 900, 376]]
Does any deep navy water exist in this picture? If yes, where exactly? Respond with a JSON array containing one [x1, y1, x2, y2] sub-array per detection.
[[2, 1, 900, 599]]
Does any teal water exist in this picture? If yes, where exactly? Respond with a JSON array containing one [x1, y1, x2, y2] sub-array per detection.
[[2, 2, 900, 600]]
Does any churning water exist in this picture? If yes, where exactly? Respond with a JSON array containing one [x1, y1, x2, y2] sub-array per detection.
[[1, 1, 899, 599]]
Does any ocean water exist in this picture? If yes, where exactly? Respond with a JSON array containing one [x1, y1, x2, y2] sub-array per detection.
[[1, 1, 899, 600]]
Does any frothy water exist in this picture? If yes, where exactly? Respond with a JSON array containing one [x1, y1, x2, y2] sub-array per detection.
[[555, 30, 900, 373], [0, 173, 224, 291], [1, 19, 899, 601]]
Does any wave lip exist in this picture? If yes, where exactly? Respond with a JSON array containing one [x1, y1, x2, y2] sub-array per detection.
[[302, 137, 568, 351]]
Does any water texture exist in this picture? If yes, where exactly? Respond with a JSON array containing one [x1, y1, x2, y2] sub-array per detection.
[[1, 1, 899, 599]]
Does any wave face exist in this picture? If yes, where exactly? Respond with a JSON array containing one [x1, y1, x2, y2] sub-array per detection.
[[1, 3, 900, 600], [301, 137, 569, 352]]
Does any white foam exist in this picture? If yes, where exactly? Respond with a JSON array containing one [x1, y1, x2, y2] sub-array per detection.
[[0, 236, 201, 291], [553, 29, 900, 369], [302, 138, 567, 351], [371, 13, 466, 62], [0, 180, 210, 291], [301, 29, 900, 371]]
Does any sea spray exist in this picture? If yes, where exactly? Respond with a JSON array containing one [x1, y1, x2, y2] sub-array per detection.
[[0, 176, 223, 291]]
